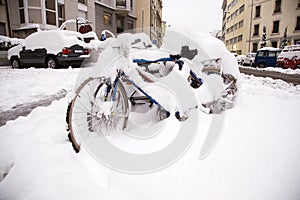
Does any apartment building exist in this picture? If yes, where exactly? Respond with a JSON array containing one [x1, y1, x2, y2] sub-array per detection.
[[0, 0, 95, 38], [136, 0, 163, 46], [94, 0, 137, 37], [248, 0, 300, 52], [222, 0, 250, 55], [222, 0, 300, 54]]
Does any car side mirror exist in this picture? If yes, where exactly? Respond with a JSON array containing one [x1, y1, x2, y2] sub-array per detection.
[[22, 46, 25, 51]]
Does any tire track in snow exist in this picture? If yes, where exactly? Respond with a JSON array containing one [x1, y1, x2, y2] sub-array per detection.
[[0, 90, 67, 126]]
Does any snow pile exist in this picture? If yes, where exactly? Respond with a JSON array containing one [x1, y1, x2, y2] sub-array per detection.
[[0, 35, 23, 50], [240, 65, 300, 75], [0, 35, 23, 46], [1, 30, 300, 200], [0, 98, 127, 200], [1, 71, 300, 199]]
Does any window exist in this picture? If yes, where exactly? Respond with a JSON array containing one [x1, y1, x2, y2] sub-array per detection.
[[27, 0, 43, 24], [18, 0, 24, 7], [127, 20, 133, 30], [19, 8, 25, 23], [254, 24, 259, 36], [257, 51, 267, 57], [45, 0, 56, 25], [29, 9, 43, 23], [46, 11, 56, 25], [28, 0, 41, 7], [239, 4, 244, 14], [271, 41, 277, 48], [255, 5, 261, 18], [238, 20, 244, 28], [103, 13, 112, 26], [18, 0, 25, 24], [272, 20, 280, 33], [78, 0, 87, 4], [116, 15, 124, 33], [58, 4, 65, 27], [296, 16, 300, 31], [274, 0, 281, 13], [238, 35, 243, 42], [0, 22, 6, 35], [45, 0, 55, 10], [116, 0, 126, 7], [252, 43, 258, 52]]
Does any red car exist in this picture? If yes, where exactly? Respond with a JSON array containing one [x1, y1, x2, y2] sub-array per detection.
[[276, 44, 300, 69]]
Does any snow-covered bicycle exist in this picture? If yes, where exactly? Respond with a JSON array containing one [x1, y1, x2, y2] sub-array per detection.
[[66, 52, 237, 152]]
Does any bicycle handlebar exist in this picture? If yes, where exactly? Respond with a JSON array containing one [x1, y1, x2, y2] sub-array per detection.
[[132, 54, 181, 64]]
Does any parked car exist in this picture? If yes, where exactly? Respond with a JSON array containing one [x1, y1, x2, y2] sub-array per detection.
[[8, 30, 97, 69], [254, 47, 282, 68], [276, 44, 300, 69], [236, 54, 246, 65], [241, 52, 256, 66]]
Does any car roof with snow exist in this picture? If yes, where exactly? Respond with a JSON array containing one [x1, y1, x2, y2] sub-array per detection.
[[8, 30, 97, 59], [258, 47, 281, 51], [282, 44, 300, 51], [23, 30, 89, 53]]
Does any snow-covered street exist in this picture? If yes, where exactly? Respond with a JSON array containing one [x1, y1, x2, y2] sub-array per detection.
[[0, 67, 300, 200]]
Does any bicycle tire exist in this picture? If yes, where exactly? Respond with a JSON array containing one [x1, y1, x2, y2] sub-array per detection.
[[66, 77, 129, 152]]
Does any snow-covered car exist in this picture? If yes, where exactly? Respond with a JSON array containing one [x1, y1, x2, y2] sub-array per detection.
[[7, 30, 97, 69], [241, 52, 256, 66], [236, 55, 246, 65], [276, 44, 300, 69]]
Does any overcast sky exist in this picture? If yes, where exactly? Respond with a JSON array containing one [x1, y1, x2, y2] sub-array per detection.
[[162, 0, 223, 34]]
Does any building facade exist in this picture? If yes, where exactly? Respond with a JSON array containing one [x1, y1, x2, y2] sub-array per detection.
[[222, 0, 300, 54], [94, 0, 137, 37], [248, 0, 300, 52], [136, 0, 162, 45], [222, 0, 250, 55], [0, 0, 95, 38]]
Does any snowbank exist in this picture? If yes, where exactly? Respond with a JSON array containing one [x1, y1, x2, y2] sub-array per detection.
[[0, 35, 23, 46], [2, 30, 300, 200], [1, 72, 300, 199]]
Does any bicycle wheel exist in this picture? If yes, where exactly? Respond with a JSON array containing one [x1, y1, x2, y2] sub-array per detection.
[[67, 77, 129, 152]]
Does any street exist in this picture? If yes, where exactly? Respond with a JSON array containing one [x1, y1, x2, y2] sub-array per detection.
[[239, 66, 300, 85]]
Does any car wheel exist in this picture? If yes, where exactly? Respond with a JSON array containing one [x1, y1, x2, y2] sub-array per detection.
[[11, 57, 21, 69], [258, 62, 265, 68], [46, 57, 58, 69], [250, 61, 253, 67], [279, 63, 284, 69]]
